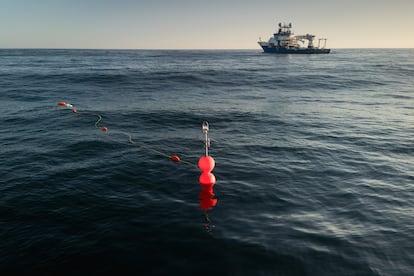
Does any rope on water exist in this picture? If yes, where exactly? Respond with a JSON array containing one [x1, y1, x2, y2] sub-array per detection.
[[58, 102, 197, 169]]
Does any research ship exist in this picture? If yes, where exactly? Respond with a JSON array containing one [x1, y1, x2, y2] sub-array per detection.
[[258, 22, 330, 54]]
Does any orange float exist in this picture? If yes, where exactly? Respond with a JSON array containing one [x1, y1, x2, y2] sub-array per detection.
[[199, 172, 216, 186], [198, 156, 215, 172], [198, 121, 218, 211], [170, 155, 181, 162]]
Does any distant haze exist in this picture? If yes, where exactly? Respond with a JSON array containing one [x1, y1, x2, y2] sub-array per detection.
[[1, 0, 413, 49]]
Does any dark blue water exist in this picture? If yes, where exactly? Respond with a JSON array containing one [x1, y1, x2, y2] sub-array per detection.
[[1, 49, 413, 275]]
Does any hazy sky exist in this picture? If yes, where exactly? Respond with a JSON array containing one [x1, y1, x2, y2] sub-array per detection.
[[1, 0, 413, 49]]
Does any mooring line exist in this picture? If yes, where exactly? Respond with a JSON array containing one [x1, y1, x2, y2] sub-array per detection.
[[58, 102, 197, 169], [123, 132, 198, 169]]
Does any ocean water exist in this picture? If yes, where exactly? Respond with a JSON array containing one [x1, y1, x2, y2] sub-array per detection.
[[0, 48, 413, 275]]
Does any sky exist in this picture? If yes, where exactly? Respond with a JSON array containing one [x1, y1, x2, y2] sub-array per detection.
[[1, 0, 413, 49]]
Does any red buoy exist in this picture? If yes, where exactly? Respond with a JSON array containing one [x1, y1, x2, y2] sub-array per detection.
[[199, 172, 216, 186], [170, 155, 181, 162], [101, 127, 108, 132], [198, 156, 215, 172], [57, 101, 66, 106], [198, 121, 218, 211], [72, 108, 77, 113]]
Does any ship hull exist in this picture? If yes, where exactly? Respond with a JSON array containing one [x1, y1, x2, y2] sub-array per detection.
[[260, 45, 330, 54]]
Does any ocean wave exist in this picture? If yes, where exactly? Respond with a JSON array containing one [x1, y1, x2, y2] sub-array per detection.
[[1, 49, 414, 275]]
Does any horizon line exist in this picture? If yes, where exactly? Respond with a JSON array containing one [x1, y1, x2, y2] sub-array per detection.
[[1, 47, 413, 51]]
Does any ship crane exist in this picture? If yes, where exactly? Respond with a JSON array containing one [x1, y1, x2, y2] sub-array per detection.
[[295, 34, 316, 48]]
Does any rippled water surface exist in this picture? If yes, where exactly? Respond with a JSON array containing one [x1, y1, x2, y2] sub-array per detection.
[[1, 49, 413, 275]]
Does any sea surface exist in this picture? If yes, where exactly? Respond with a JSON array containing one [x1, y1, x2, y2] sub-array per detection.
[[1, 48, 413, 275]]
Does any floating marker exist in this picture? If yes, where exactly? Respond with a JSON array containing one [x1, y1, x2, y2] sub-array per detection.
[[199, 172, 216, 186], [170, 155, 181, 162], [72, 109, 77, 113], [57, 101, 73, 108], [198, 156, 215, 172], [198, 121, 218, 211], [101, 127, 108, 132]]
